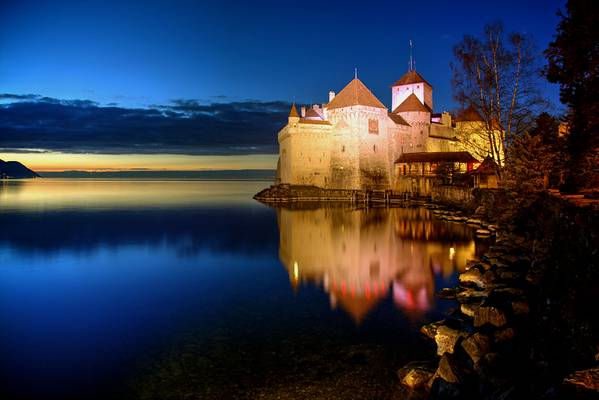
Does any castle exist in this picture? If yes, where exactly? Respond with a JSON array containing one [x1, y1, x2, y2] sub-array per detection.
[[276, 68, 498, 191]]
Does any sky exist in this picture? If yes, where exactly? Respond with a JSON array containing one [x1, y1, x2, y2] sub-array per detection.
[[0, 0, 566, 171]]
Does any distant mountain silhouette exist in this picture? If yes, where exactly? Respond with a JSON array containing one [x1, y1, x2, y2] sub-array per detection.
[[0, 160, 40, 179]]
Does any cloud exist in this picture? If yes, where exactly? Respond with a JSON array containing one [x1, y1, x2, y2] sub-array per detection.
[[0, 94, 290, 155]]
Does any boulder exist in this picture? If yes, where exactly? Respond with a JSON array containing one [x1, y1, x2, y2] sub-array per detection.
[[436, 287, 462, 300], [436, 353, 469, 384], [494, 327, 516, 342], [461, 333, 492, 364], [467, 218, 483, 226], [481, 270, 498, 286], [476, 229, 492, 237], [420, 320, 447, 340], [495, 268, 522, 281], [460, 303, 479, 318], [511, 300, 530, 316], [456, 288, 490, 303], [397, 361, 436, 389], [473, 306, 508, 328], [429, 376, 462, 398], [459, 268, 484, 288], [474, 206, 486, 214], [563, 367, 599, 392], [435, 326, 467, 356], [474, 352, 511, 386], [492, 287, 525, 299]]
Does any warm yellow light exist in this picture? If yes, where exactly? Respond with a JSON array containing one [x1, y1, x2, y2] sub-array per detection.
[[0, 152, 278, 172], [449, 247, 456, 260], [293, 261, 299, 280]]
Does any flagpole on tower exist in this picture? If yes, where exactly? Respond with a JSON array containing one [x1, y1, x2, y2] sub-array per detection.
[[409, 39, 414, 71]]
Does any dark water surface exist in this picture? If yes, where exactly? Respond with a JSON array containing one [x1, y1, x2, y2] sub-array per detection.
[[0, 180, 486, 399]]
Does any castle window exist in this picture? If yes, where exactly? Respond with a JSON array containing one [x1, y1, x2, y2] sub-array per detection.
[[342, 145, 345, 152], [368, 118, 379, 134], [373, 145, 376, 152]]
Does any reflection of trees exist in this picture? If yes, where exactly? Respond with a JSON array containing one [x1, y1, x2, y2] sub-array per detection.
[[277, 207, 478, 323]]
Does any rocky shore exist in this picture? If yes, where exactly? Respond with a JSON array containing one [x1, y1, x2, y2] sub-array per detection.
[[397, 196, 599, 399]]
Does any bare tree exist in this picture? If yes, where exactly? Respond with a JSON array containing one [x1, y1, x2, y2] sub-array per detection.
[[451, 23, 546, 167]]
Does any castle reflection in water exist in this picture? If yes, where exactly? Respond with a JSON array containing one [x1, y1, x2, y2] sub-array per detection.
[[277, 206, 484, 323]]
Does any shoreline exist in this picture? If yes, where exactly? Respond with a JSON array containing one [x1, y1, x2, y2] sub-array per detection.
[[397, 194, 599, 399], [256, 183, 599, 399]]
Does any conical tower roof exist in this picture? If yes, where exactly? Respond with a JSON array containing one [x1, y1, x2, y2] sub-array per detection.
[[288, 103, 299, 118], [327, 78, 386, 110]]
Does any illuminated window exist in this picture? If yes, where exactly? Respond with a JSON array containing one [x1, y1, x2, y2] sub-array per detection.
[[368, 118, 379, 134]]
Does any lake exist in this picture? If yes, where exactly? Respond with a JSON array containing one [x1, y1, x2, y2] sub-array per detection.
[[0, 179, 487, 399]]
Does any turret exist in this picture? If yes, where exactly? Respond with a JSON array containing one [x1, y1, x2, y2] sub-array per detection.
[[288, 102, 300, 124], [391, 70, 433, 112]]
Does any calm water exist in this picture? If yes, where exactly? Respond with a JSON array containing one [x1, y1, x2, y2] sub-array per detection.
[[0, 179, 486, 399]]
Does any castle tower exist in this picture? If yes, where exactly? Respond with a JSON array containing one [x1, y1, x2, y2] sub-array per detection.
[[288, 102, 300, 124], [326, 77, 391, 190], [391, 70, 433, 112]]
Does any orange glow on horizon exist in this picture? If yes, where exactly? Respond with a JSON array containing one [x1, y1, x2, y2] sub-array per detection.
[[0, 152, 278, 172]]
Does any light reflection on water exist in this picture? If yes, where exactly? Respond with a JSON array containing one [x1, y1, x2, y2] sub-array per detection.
[[277, 207, 476, 322], [0, 180, 485, 399], [0, 179, 259, 211]]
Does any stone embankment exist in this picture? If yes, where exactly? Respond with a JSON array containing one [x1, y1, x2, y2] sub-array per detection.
[[397, 230, 537, 398], [254, 184, 407, 205], [397, 201, 599, 399], [254, 184, 356, 203]]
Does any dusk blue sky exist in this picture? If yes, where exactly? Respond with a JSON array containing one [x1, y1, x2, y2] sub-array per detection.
[[0, 0, 566, 170]]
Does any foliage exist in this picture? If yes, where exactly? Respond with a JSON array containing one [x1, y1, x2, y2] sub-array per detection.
[[434, 162, 455, 185], [503, 130, 560, 209], [434, 162, 472, 187], [529, 112, 566, 189], [545, 0, 599, 191], [451, 22, 546, 167]]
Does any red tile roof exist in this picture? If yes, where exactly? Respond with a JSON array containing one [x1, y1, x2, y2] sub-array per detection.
[[299, 119, 331, 125], [455, 105, 483, 122], [391, 70, 432, 87], [304, 108, 323, 119], [327, 78, 386, 110], [388, 113, 410, 126], [392, 93, 432, 113], [471, 156, 500, 175]]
